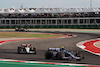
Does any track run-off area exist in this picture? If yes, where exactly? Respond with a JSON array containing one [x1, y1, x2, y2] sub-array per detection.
[[0, 30, 100, 67]]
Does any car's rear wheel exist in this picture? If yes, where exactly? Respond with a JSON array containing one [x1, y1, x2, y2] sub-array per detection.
[[45, 51, 52, 59]]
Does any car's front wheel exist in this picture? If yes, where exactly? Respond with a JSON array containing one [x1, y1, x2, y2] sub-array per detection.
[[56, 52, 62, 60]]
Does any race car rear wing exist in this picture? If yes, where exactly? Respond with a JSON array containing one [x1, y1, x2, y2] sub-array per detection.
[[21, 44, 31, 47], [21, 44, 26, 46], [48, 48, 60, 51]]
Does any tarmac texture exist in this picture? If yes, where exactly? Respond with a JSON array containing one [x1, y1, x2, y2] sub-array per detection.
[[0, 32, 100, 65]]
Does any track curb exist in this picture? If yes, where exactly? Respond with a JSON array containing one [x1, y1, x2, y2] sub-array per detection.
[[0, 33, 76, 45], [76, 38, 100, 56]]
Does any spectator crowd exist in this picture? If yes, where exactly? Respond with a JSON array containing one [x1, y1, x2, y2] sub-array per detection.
[[0, 12, 100, 18]]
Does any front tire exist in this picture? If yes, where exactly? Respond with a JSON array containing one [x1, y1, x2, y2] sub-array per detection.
[[75, 52, 84, 61], [34, 48, 36, 54], [56, 52, 62, 60]]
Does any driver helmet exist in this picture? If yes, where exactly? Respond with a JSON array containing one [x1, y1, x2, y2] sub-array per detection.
[[26, 43, 28, 44], [61, 46, 64, 49]]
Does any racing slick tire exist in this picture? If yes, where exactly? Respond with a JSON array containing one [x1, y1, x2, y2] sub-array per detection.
[[65, 53, 70, 57], [17, 47, 21, 54], [34, 48, 36, 54], [30, 47, 36, 54], [15, 29, 19, 31], [45, 51, 52, 59], [75, 52, 84, 61], [56, 52, 62, 60]]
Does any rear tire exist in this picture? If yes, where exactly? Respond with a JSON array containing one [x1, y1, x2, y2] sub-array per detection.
[[17, 47, 21, 54], [45, 51, 52, 59], [65, 53, 70, 57]]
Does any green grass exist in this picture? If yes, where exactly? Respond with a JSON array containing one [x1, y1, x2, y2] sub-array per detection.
[[0, 33, 64, 38], [0, 61, 85, 67]]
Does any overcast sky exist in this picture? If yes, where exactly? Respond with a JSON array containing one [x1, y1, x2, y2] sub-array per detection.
[[0, 0, 100, 9]]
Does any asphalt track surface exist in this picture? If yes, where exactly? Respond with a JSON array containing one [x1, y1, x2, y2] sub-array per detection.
[[0, 31, 100, 65]]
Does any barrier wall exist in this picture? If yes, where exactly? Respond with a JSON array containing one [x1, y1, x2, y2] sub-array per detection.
[[0, 25, 100, 29]]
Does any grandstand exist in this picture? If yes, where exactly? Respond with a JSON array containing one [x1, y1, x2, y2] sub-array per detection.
[[0, 7, 100, 28]]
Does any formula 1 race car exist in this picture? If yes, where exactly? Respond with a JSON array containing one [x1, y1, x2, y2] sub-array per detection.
[[45, 48, 84, 61], [17, 43, 36, 54], [15, 28, 29, 32]]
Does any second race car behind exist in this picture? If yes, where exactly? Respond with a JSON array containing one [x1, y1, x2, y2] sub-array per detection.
[[17, 43, 36, 54]]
